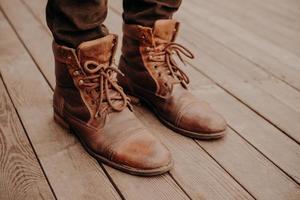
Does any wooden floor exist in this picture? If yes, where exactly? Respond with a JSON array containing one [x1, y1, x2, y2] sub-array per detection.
[[0, 0, 300, 199]]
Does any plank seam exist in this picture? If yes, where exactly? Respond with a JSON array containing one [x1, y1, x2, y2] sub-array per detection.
[[180, 19, 300, 92], [228, 124, 300, 185], [20, 0, 52, 36], [98, 164, 126, 200], [192, 138, 258, 200], [0, 5, 54, 90], [0, 72, 58, 200], [167, 172, 194, 200], [187, 59, 300, 145]]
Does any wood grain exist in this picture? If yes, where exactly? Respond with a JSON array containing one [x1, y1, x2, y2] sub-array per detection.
[[0, 79, 55, 200], [194, 85, 300, 183], [180, 1, 300, 90]]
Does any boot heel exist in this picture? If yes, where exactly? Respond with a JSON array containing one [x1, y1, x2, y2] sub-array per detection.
[[54, 112, 70, 130]]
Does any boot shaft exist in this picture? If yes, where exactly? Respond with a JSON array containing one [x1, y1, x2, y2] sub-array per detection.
[[120, 20, 191, 98], [53, 34, 123, 127]]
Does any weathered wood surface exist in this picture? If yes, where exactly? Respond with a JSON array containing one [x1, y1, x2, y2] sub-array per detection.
[[0, 0, 300, 199], [0, 78, 55, 200]]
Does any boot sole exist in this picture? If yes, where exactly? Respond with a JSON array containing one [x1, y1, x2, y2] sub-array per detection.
[[127, 94, 226, 140], [54, 112, 173, 176]]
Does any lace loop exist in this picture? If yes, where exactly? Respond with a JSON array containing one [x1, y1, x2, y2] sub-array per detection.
[[148, 42, 194, 88], [79, 60, 130, 118]]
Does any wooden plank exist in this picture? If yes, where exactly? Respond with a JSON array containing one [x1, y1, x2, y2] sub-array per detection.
[[252, 78, 300, 114], [178, 2, 300, 90], [0, 0, 55, 87], [192, 0, 300, 46], [0, 78, 55, 200], [196, 127, 300, 200], [193, 0, 300, 59], [250, 0, 300, 21], [189, 51, 300, 143], [194, 85, 300, 183], [184, 0, 300, 70], [7, 1, 256, 199], [0, 10, 122, 200], [20, 0, 50, 34]]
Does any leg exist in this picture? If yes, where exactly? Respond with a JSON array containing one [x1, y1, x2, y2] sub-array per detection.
[[123, 0, 182, 26], [46, 0, 109, 48]]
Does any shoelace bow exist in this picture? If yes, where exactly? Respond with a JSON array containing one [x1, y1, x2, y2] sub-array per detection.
[[147, 42, 194, 88], [80, 60, 131, 118]]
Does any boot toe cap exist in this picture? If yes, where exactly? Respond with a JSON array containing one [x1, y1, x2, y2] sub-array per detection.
[[111, 131, 172, 171], [177, 103, 227, 135]]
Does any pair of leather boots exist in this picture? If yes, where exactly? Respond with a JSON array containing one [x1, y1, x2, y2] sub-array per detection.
[[53, 20, 227, 176]]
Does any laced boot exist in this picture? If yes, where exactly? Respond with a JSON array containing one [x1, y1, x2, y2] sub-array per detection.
[[52, 34, 173, 176], [118, 20, 227, 139]]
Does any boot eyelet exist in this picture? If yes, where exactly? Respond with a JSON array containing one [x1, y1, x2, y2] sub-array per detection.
[[78, 79, 84, 86], [73, 70, 80, 76]]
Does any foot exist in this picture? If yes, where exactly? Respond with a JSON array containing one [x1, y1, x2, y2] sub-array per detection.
[[118, 20, 227, 139], [52, 34, 173, 176]]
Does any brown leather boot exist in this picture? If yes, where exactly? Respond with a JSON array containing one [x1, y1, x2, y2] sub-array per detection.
[[118, 20, 227, 139], [52, 34, 173, 176]]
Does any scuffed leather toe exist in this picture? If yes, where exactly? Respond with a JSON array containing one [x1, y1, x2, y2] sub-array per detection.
[[111, 130, 172, 170], [177, 102, 227, 134]]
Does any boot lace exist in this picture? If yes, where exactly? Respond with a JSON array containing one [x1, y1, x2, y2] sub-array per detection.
[[78, 60, 131, 118], [147, 41, 194, 89]]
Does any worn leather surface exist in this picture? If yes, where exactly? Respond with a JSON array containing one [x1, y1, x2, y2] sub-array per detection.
[[53, 34, 172, 171], [119, 20, 227, 136]]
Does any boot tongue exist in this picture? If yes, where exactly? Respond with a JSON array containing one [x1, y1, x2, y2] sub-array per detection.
[[77, 34, 117, 67], [153, 19, 178, 43]]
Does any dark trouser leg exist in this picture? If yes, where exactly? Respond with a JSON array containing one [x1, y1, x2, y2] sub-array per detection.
[[123, 0, 182, 27], [46, 0, 109, 48]]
